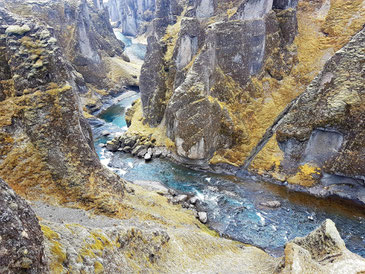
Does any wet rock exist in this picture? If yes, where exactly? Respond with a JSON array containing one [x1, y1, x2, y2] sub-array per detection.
[[106, 140, 120, 152], [197, 212, 208, 224], [260, 201, 281, 208], [0, 179, 47, 273], [144, 152, 152, 161], [276, 219, 365, 273], [189, 196, 198, 205]]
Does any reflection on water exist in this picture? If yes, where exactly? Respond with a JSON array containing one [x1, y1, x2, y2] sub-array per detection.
[[91, 93, 365, 258]]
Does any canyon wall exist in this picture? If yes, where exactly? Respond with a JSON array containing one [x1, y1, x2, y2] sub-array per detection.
[[133, 0, 365, 203], [3, 0, 139, 112], [0, 6, 124, 211], [106, 0, 156, 36]]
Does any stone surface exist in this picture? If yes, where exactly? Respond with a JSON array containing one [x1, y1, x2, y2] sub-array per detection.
[[250, 26, 365, 205], [0, 7, 124, 211], [2, 0, 138, 113], [276, 219, 365, 273], [0, 179, 47, 273], [198, 211, 208, 223]]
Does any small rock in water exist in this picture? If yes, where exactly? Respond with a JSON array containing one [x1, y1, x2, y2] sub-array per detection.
[[260, 200, 281, 208], [101, 130, 110, 136], [198, 212, 208, 224], [144, 152, 152, 161], [308, 216, 314, 221]]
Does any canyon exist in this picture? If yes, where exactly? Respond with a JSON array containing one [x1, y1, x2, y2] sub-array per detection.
[[0, 0, 364, 273]]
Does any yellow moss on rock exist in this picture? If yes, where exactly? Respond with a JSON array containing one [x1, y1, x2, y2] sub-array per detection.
[[287, 164, 321, 187], [41, 225, 66, 273], [127, 99, 175, 149]]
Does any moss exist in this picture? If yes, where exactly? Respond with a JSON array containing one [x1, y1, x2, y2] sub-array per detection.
[[127, 99, 175, 149], [287, 164, 321, 187], [41, 225, 66, 273], [94, 261, 104, 274]]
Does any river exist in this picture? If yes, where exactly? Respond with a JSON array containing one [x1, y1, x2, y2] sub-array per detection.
[[90, 90, 365, 258]]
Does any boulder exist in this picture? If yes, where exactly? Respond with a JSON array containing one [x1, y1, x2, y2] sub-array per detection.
[[0, 179, 47, 273], [276, 219, 365, 273], [197, 212, 208, 224]]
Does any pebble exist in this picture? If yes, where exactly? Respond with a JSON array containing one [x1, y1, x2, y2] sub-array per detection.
[[259, 201, 281, 208]]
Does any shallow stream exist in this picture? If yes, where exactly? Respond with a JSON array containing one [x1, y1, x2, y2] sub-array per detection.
[[91, 91, 365, 257]]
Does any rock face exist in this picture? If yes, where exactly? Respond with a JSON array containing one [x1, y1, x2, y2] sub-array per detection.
[[276, 219, 365, 273], [3, 0, 139, 112], [106, 0, 156, 36], [250, 26, 365, 205], [132, 0, 365, 203], [0, 179, 47, 273], [0, 7, 124, 211], [138, 0, 298, 164]]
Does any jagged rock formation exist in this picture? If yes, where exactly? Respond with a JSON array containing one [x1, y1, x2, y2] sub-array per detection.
[[0, 7, 124, 211], [276, 219, 365, 273], [250, 26, 365, 205], [130, 0, 365, 202], [3, 0, 139, 112], [106, 0, 156, 36], [0, 179, 47, 273]]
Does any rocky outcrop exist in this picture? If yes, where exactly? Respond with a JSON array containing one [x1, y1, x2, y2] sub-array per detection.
[[106, 0, 156, 36], [0, 7, 124, 211], [138, 0, 298, 164], [249, 26, 365, 205], [276, 219, 365, 273], [2, 0, 139, 113], [0, 179, 47, 273]]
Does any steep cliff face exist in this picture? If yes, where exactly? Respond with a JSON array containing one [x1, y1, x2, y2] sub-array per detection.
[[3, 0, 139, 113], [0, 8, 124, 211], [0, 179, 47, 273], [249, 26, 365, 204], [137, 0, 299, 164], [106, 0, 156, 36]]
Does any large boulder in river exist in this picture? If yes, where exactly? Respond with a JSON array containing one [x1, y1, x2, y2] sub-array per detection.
[[276, 219, 365, 273], [0, 8, 124, 211], [0, 179, 47, 273]]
